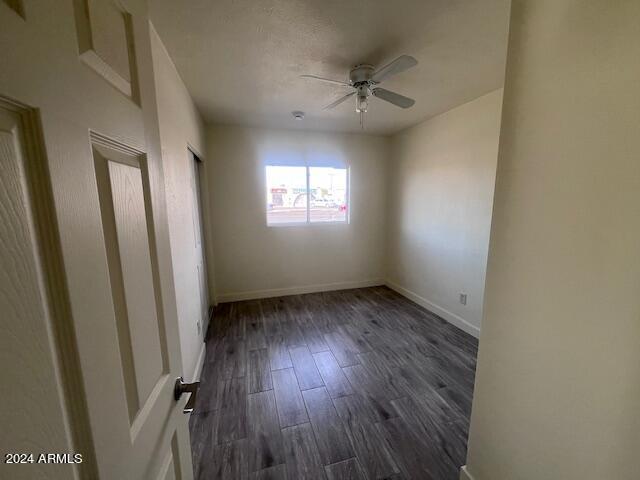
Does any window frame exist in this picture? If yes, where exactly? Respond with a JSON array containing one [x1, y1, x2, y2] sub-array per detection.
[[265, 165, 350, 227]]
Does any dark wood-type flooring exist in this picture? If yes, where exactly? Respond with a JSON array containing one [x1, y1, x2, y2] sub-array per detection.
[[189, 286, 478, 480]]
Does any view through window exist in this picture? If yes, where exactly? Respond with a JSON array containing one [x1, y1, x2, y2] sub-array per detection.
[[266, 165, 348, 225]]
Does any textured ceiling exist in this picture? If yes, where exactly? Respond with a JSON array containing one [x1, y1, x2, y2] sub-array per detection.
[[149, 0, 510, 135]]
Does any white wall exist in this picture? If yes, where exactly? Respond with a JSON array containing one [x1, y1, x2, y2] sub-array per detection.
[[386, 90, 503, 337], [150, 25, 210, 381], [206, 125, 389, 301], [464, 1, 640, 479]]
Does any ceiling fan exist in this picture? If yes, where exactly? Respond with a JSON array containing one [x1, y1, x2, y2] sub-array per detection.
[[301, 55, 418, 127]]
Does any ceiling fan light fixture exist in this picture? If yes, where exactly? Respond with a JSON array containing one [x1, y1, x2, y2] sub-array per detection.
[[355, 84, 369, 113], [356, 95, 368, 113]]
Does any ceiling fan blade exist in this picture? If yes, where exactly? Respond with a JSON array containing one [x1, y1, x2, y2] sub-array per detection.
[[323, 91, 356, 110], [372, 88, 415, 108], [300, 74, 352, 87], [371, 55, 418, 83]]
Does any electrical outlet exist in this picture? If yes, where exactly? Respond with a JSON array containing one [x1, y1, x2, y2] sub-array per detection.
[[459, 293, 467, 305]]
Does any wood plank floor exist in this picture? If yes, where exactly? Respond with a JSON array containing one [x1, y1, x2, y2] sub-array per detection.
[[189, 286, 478, 480]]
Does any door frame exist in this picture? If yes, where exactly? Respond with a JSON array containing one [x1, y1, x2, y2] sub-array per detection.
[[187, 144, 216, 321]]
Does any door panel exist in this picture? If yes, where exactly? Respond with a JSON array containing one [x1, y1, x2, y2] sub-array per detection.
[[108, 158, 164, 410], [1, 0, 192, 478], [0, 100, 78, 480], [94, 143, 168, 424], [73, 0, 140, 101], [156, 435, 181, 480]]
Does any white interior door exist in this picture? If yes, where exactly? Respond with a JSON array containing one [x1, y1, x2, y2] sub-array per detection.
[[189, 150, 210, 339], [1, 1, 193, 479]]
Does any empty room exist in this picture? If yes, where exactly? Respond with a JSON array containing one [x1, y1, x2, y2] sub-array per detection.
[[1, 1, 638, 480]]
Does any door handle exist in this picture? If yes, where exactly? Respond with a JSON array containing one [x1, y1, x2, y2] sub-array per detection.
[[174, 377, 200, 414]]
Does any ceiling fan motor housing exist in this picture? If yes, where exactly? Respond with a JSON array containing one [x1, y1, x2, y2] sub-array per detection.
[[349, 64, 375, 84]]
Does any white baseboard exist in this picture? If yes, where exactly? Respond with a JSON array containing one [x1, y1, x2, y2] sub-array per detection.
[[216, 278, 481, 338], [191, 341, 206, 382], [459, 466, 475, 480], [216, 279, 385, 303], [385, 280, 480, 338]]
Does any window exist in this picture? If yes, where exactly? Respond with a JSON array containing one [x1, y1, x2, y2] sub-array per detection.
[[266, 165, 349, 225], [309, 167, 348, 223]]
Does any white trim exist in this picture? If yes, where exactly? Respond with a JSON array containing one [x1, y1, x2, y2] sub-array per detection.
[[190, 342, 206, 382], [216, 279, 384, 303], [385, 280, 480, 338], [267, 220, 348, 228], [215, 278, 480, 337], [306, 166, 310, 223], [459, 465, 476, 480]]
